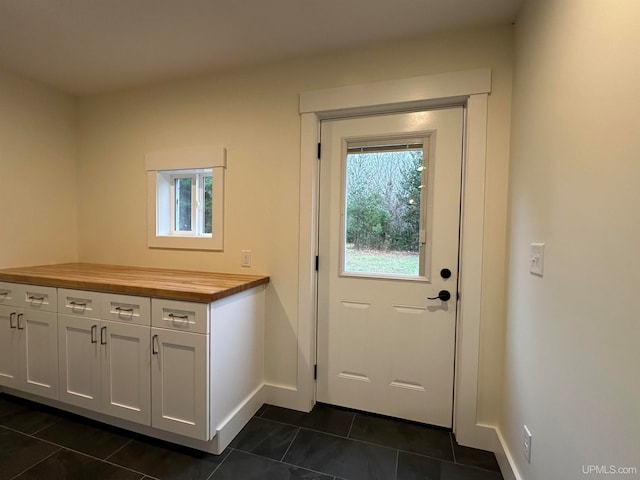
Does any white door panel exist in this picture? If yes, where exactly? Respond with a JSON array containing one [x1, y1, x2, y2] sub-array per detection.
[[317, 108, 463, 427]]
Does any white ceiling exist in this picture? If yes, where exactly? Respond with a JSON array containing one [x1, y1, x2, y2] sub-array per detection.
[[0, 0, 522, 95]]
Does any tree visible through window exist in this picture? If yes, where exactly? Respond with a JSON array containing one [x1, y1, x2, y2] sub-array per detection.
[[164, 169, 213, 237], [175, 177, 193, 232], [344, 146, 425, 277], [203, 175, 212, 234]]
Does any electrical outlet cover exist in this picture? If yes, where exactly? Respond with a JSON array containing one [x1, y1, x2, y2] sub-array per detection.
[[523, 425, 532, 463]]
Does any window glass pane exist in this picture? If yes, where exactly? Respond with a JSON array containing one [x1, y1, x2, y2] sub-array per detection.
[[175, 177, 192, 231], [344, 148, 423, 277], [203, 175, 213, 234]]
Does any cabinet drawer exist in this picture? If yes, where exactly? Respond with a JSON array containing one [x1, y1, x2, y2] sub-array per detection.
[[0, 282, 18, 307], [58, 289, 103, 318], [152, 299, 208, 334], [12, 284, 57, 312], [102, 294, 150, 326]]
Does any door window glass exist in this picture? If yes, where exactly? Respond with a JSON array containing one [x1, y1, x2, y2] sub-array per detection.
[[343, 139, 428, 278]]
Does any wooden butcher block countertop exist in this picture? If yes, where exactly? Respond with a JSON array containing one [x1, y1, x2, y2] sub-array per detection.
[[0, 263, 270, 303]]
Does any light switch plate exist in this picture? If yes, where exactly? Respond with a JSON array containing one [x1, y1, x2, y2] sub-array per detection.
[[241, 250, 252, 267], [530, 243, 544, 276]]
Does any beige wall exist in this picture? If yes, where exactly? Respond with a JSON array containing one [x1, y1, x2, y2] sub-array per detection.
[[72, 25, 512, 423], [502, 0, 640, 477], [0, 68, 78, 268]]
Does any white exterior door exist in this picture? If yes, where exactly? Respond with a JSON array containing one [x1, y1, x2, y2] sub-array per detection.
[[151, 327, 209, 440], [317, 108, 463, 427], [101, 321, 151, 424]]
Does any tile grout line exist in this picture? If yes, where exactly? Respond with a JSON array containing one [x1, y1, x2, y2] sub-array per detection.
[[2, 424, 154, 479], [72, 448, 157, 479], [250, 417, 352, 441], [9, 446, 62, 480], [229, 447, 337, 479], [279, 426, 301, 462], [399, 447, 504, 475], [0, 401, 162, 478], [278, 456, 343, 478], [346, 413, 357, 438], [204, 448, 232, 480], [394, 448, 400, 480], [30, 416, 64, 436], [104, 437, 133, 461], [449, 432, 457, 463]]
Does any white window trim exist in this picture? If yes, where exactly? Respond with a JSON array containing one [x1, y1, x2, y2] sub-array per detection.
[[145, 146, 226, 251], [279, 69, 494, 451]]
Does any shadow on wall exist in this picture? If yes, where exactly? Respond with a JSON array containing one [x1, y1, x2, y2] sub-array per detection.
[[264, 281, 301, 391]]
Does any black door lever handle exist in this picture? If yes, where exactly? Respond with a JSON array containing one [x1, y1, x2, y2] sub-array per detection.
[[428, 290, 451, 302]]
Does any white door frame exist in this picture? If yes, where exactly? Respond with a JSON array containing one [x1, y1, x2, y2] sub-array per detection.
[[295, 68, 493, 449]]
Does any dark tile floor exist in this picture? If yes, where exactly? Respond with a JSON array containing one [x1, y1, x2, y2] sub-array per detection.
[[0, 393, 503, 480]]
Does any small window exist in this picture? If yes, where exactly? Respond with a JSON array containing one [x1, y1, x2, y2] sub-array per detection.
[[146, 146, 225, 251], [164, 169, 212, 236]]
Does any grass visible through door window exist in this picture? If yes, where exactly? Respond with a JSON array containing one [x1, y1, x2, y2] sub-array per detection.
[[344, 245, 419, 276]]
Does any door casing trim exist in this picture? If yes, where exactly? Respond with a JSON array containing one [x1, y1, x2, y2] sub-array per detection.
[[294, 68, 493, 449]]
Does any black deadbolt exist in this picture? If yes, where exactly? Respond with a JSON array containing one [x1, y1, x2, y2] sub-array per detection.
[[440, 268, 452, 279]]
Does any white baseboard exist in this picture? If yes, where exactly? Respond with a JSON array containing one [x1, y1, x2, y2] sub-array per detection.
[[262, 382, 312, 412], [455, 422, 521, 480], [494, 427, 522, 480], [456, 422, 498, 451], [212, 383, 265, 452]]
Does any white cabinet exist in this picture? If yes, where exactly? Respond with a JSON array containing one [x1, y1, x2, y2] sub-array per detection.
[[0, 305, 22, 389], [0, 305, 59, 400], [58, 313, 101, 409], [57, 289, 151, 425], [101, 319, 151, 423], [0, 282, 58, 400], [151, 327, 209, 440], [150, 298, 210, 440], [0, 271, 266, 454], [18, 308, 59, 399]]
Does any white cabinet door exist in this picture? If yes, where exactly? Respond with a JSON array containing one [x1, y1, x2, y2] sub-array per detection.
[[59, 316, 152, 426], [0, 306, 20, 388], [151, 328, 209, 440], [101, 321, 151, 425], [20, 309, 59, 400], [58, 314, 101, 409]]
